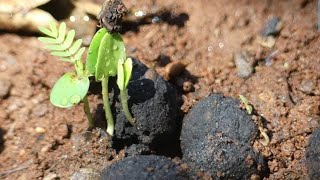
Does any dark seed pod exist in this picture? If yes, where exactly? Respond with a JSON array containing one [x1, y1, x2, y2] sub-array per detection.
[[98, 0, 128, 33]]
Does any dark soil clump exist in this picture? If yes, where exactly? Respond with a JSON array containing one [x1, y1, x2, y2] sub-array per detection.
[[306, 129, 320, 179], [113, 59, 180, 154], [181, 94, 267, 178], [101, 155, 187, 180]]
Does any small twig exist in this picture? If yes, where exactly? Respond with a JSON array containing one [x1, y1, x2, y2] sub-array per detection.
[[0, 159, 33, 177]]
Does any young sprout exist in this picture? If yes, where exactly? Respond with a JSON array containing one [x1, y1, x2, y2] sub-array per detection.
[[239, 95, 270, 146], [38, 21, 94, 128], [86, 28, 134, 136], [39, 21, 134, 136], [117, 58, 135, 125], [239, 95, 253, 115]]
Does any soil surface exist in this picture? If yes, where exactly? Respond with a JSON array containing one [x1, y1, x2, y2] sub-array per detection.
[[0, 0, 319, 179]]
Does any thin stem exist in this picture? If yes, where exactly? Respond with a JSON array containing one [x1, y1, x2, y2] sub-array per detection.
[[83, 95, 94, 128], [102, 77, 114, 136], [120, 90, 135, 126]]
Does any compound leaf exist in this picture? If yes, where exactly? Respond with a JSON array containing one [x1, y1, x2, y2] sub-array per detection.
[[38, 22, 85, 63]]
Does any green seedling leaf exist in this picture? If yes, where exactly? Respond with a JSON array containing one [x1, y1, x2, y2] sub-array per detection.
[[56, 22, 66, 44], [95, 32, 126, 81], [49, 21, 58, 37], [117, 58, 133, 90], [39, 22, 86, 63], [74, 47, 86, 60], [51, 51, 72, 57], [63, 30, 76, 49], [45, 44, 66, 51], [39, 26, 56, 38], [117, 60, 125, 90], [123, 58, 133, 88], [38, 37, 58, 44], [86, 28, 107, 75], [69, 39, 83, 55], [50, 72, 89, 108]]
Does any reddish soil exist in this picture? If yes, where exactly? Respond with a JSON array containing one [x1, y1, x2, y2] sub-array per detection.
[[0, 0, 319, 179]]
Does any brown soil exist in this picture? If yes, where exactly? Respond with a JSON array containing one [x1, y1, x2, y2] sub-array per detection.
[[0, 0, 319, 179]]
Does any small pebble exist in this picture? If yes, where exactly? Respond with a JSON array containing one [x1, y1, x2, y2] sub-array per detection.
[[43, 173, 59, 180], [183, 81, 194, 92], [7, 99, 25, 112], [35, 127, 46, 134], [299, 79, 315, 95], [55, 124, 69, 139], [234, 51, 255, 78], [71, 168, 101, 180], [32, 103, 48, 117], [261, 17, 282, 37], [257, 36, 276, 48], [164, 61, 186, 80], [0, 78, 12, 99]]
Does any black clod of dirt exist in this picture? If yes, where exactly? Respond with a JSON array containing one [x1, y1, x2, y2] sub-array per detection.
[[98, 0, 127, 33], [306, 129, 320, 179], [101, 155, 188, 180], [180, 94, 268, 179], [112, 59, 180, 155]]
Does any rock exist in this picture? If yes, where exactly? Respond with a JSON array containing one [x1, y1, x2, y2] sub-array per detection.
[[306, 129, 320, 179], [125, 144, 150, 156], [299, 79, 315, 95], [163, 61, 186, 80], [261, 17, 282, 37], [35, 127, 46, 134], [0, 78, 12, 99], [43, 173, 59, 180], [54, 124, 70, 140], [101, 155, 187, 180], [71, 168, 101, 180], [113, 59, 179, 149], [32, 103, 48, 117], [234, 51, 255, 78], [180, 94, 267, 178]]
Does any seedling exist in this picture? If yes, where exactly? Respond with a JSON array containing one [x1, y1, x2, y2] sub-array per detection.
[[239, 95, 253, 115], [239, 95, 269, 146], [86, 27, 135, 136], [38, 21, 134, 136]]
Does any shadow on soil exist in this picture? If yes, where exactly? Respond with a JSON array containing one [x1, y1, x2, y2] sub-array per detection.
[[122, 11, 189, 33], [0, 128, 5, 153]]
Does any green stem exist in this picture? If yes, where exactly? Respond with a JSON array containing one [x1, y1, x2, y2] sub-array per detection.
[[83, 95, 94, 128], [120, 90, 135, 126], [102, 77, 114, 136]]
